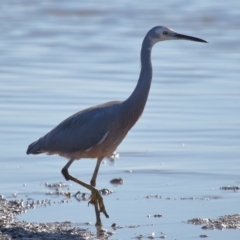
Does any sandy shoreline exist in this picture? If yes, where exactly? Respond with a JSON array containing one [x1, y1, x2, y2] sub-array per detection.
[[0, 196, 113, 240], [1, 191, 240, 239]]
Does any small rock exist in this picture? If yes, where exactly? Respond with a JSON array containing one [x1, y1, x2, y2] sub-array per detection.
[[111, 223, 117, 228], [110, 178, 123, 184], [199, 235, 209, 238], [99, 189, 113, 195]]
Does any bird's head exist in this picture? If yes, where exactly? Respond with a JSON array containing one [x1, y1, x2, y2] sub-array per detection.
[[148, 26, 207, 46]]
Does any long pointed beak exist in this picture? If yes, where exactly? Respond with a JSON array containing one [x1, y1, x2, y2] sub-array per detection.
[[174, 33, 208, 43]]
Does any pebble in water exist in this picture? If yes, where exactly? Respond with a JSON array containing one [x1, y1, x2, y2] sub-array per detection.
[[220, 186, 240, 191], [74, 191, 91, 201], [110, 178, 123, 185], [111, 223, 117, 228], [146, 195, 162, 199], [135, 234, 144, 239], [99, 189, 113, 195]]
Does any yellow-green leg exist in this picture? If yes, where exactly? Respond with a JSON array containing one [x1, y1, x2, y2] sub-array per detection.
[[61, 158, 109, 226]]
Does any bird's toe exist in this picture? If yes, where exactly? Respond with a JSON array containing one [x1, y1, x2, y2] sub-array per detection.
[[89, 189, 109, 218]]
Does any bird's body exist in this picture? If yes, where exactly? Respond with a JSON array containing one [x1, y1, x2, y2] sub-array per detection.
[[27, 26, 207, 225], [27, 101, 125, 159], [27, 98, 144, 160]]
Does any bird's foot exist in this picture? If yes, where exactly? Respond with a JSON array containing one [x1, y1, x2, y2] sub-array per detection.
[[88, 188, 109, 219]]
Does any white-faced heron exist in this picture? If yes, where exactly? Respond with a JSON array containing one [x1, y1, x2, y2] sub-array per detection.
[[27, 26, 207, 225]]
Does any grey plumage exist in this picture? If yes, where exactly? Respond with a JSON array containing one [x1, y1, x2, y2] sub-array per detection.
[[27, 26, 207, 225], [27, 101, 122, 157]]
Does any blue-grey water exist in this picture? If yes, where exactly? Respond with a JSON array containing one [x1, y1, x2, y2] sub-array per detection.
[[1, 0, 240, 239]]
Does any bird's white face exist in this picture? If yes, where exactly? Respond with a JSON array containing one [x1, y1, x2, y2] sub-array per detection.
[[153, 27, 178, 42], [150, 26, 207, 45]]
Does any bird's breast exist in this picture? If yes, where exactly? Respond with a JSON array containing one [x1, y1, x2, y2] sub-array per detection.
[[81, 130, 127, 159]]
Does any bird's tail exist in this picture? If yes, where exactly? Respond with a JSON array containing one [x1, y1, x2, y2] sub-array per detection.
[[26, 140, 42, 155]]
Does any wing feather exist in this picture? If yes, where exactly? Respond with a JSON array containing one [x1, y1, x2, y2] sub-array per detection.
[[28, 101, 121, 154]]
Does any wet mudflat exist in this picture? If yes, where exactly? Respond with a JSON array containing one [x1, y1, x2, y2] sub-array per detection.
[[0, 192, 113, 240], [1, 153, 240, 239], [188, 214, 240, 230], [1, 0, 240, 239]]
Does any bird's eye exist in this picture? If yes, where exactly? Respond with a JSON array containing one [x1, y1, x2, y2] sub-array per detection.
[[163, 31, 168, 35]]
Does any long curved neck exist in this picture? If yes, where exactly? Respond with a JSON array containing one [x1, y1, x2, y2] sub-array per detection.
[[122, 36, 153, 128]]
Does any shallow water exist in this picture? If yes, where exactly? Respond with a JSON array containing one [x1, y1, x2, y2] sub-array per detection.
[[1, 0, 240, 239]]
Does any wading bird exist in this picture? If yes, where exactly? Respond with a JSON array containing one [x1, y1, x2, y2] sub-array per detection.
[[27, 26, 207, 225]]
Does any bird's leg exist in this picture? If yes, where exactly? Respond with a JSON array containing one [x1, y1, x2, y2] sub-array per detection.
[[90, 157, 104, 187], [61, 158, 109, 225], [61, 158, 75, 181], [94, 200, 101, 226], [90, 157, 104, 226]]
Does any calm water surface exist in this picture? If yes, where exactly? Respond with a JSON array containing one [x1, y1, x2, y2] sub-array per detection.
[[1, 1, 240, 239]]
